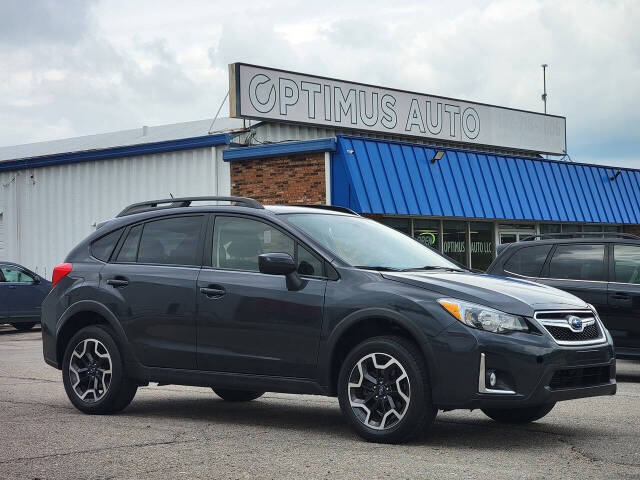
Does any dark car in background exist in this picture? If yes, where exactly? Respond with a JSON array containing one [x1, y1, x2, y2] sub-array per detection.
[[487, 233, 640, 358], [0, 262, 51, 331], [41, 197, 615, 443]]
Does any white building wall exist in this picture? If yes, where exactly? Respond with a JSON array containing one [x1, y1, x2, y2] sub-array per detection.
[[0, 146, 228, 278]]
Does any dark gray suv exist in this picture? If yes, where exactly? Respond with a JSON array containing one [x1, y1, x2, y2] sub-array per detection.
[[42, 197, 616, 443], [487, 233, 640, 359]]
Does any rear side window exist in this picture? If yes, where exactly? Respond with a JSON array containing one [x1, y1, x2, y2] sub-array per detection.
[[548, 244, 605, 281], [116, 225, 143, 263], [503, 245, 552, 277], [91, 228, 124, 262], [137, 216, 203, 266], [613, 245, 640, 284]]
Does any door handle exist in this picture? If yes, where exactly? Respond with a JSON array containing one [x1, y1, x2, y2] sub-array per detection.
[[610, 293, 630, 300], [200, 286, 226, 298], [107, 278, 129, 288], [8, 285, 16, 289]]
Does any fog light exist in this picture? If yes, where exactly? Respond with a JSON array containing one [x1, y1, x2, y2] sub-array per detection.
[[489, 371, 497, 387]]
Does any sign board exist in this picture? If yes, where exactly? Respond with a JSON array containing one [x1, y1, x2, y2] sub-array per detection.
[[229, 63, 566, 155]]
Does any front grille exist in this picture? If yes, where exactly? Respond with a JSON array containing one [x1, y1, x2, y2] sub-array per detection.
[[533, 310, 606, 345], [549, 366, 611, 390], [545, 323, 601, 342]]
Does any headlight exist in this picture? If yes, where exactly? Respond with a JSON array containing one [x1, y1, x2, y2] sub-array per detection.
[[437, 298, 529, 333]]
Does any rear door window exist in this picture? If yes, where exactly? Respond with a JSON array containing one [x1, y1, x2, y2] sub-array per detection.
[[613, 245, 640, 284], [548, 244, 605, 281], [503, 245, 552, 277], [137, 216, 204, 266]]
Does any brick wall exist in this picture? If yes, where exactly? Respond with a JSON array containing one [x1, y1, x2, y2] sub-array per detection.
[[230, 152, 326, 205]]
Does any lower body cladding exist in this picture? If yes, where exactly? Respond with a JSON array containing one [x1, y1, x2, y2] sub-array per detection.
[[429, 321, 616, 410]]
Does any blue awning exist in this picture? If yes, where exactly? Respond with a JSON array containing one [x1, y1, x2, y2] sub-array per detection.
[[331, 135, 640, 224]]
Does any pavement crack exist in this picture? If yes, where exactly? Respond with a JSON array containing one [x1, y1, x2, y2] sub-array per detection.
[[0, 435, 200, 466]]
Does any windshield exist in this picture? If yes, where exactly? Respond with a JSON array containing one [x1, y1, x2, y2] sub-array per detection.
[[283, 214, 461, 271]]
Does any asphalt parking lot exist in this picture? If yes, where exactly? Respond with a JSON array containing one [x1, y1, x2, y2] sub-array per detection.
[[1, 325, 640, 480]]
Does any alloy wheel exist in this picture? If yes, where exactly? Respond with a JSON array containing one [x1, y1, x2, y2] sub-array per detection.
[[68, 338, 113, 403], [347, 352, 411, 430]]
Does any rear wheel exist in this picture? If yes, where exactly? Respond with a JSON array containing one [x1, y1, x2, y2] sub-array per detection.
[[337, 336, 436, 444], [62, 325, 137, 414], [482, 403, 556, 423], [12, 322, 36, 331], [212, 388, 264, 402]]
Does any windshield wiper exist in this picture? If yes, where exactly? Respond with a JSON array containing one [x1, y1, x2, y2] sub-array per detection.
[[402, 266, 465, 272], [353, 265, 404, 272]]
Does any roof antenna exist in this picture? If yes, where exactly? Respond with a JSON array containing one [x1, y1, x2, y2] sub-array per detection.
[[541, 64, 548, 114], [169, 192, 174, 198], [208, 90, 229, 134]]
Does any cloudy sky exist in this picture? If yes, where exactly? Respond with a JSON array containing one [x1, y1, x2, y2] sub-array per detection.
[[1, 0, 638, 167]]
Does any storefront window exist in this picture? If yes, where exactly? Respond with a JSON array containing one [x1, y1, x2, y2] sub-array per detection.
[[540, 224, 561, 234], [561, 224, 582, 233], [413, 219, 440, 251], [443, 221, 467, 266], [583, 225, 603, 232], [380, 217, 411, 235], [470, 222, 493, 271], [605, 225, 622, 232]]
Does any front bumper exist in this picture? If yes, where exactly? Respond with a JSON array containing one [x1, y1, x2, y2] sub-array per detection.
[[431, 319, 616, 410]]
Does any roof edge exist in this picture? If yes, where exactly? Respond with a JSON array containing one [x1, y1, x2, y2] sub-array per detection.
[[0, 133, 231, 173], [223, 137, 336, 162]]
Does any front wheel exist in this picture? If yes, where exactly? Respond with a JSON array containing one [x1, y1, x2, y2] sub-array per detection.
[[62, 325, 138, 414], [338, 336, 436, 444], [212, 388, 264, 402], [482, 403, 556, 423], [12, 322, 36, 331]]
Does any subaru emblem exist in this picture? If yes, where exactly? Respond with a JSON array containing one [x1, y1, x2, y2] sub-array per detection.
[[567, 315, 583, 330]]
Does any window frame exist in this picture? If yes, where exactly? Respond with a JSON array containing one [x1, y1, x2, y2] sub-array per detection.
[[203, 213, 329, 279], [610, 242, 640, 285], [110, 214, 207, 268], [541, 242, 609, 283]]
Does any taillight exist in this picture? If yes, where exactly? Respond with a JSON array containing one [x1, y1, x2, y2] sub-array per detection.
[[52, 263, 73, 288]]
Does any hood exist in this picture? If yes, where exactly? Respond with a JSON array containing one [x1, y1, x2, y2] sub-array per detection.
[[382, 271, 588, 317]]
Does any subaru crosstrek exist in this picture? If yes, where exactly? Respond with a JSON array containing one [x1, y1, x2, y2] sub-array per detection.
[[41, 197, 616, 443]]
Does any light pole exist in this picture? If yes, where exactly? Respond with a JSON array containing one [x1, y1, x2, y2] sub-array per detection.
[[541, 64, 548, 114]]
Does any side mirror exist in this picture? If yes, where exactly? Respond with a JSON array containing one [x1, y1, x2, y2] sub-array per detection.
[[258, 253, 306, 291], [33, 278, 41, 285]]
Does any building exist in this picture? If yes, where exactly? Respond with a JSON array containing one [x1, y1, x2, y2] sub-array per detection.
[[1, 63, 639, 277]]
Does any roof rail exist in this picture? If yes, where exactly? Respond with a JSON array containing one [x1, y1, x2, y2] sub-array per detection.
[[116, 196, 264, 217], [285, 204, 359, 215], [520, 232, 640, 241]]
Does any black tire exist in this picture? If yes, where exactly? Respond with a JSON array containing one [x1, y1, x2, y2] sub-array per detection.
[[12, 322, 36, 331], [482, 403, 556, 423], [212, 388, 264, 402], [337, 336, 436, 444], [62, 325, 138, 414]]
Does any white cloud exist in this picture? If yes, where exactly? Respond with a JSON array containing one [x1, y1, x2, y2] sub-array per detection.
[[0, 0, 638, 169]]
